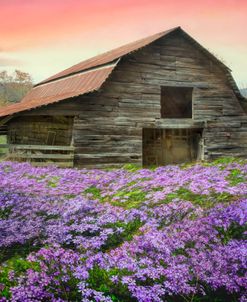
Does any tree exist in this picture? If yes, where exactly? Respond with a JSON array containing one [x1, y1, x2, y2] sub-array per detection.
[[0, 70, 33, 106]]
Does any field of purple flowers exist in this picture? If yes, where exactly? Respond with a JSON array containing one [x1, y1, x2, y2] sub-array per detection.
[[0, 158, 246, 302]]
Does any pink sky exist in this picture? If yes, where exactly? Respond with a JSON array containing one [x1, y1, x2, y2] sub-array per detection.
[[0, 0, 246, 86]]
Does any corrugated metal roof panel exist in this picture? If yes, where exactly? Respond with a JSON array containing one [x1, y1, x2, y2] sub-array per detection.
[[0, 64, 116, 117], [39, 27, 179, 85]]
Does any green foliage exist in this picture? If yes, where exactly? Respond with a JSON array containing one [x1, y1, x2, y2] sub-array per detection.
[[47, 176, 60, 188], [122, 164, 141, 172], [207, 157, 247, 167], [163, 188, 233, 209], [36, 211, 60, 221], [172, 241, 195, 257], [164, 188, 210, 208], [0, 136, 7, 159], [227, 169, 246, 186], [0, 207, 12, 219], [216, 222, 247, 245], [88, 265, 241, 302], [0, 241, 40, 263], [102, 219, 143, 251], [0, 256, 39, 298], [84, 186, 102, 199], [111, 189, 147, 209], [87, 266, 133, 302], [0, 136, 6, 144]]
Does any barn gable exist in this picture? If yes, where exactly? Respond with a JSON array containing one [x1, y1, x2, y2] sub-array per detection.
[[0, 27, 246, 167]]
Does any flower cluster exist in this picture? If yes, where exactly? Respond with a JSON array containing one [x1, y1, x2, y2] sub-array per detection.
[[0, 160, 246, 301]]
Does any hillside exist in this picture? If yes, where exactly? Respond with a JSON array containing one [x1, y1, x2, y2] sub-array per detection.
[[0, 159, 246, 301]]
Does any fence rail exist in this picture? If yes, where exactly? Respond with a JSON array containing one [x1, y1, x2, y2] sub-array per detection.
[[0, 144, 75, 167]]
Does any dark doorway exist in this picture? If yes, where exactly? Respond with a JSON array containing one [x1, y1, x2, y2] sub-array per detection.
[[143, 128, 202, 166]]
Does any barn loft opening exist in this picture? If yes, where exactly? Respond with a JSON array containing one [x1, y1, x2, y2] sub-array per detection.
[[161, 86, 193, 118]]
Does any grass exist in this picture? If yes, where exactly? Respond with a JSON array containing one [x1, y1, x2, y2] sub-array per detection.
[[0, 135, 7, 158]]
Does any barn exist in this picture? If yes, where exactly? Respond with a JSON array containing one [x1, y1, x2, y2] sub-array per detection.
[[0, 26, 246, 168]]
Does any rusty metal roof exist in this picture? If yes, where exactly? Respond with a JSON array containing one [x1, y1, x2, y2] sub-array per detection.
[[39, 27, 178, 85], [0, 64, 116, 117]]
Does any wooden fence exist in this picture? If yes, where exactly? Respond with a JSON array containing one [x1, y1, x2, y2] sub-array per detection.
[[0, 144, 74, 167]]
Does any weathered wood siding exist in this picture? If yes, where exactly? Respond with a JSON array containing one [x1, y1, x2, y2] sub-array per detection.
[[205, 116, 247, 159], [14, 31, 246, 167]]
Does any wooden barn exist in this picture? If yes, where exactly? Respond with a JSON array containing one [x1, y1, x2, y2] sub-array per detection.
[[0, 26, 246, 168]]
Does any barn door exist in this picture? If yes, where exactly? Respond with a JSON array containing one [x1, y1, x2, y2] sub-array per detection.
[[143, 128, 202, 166]]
